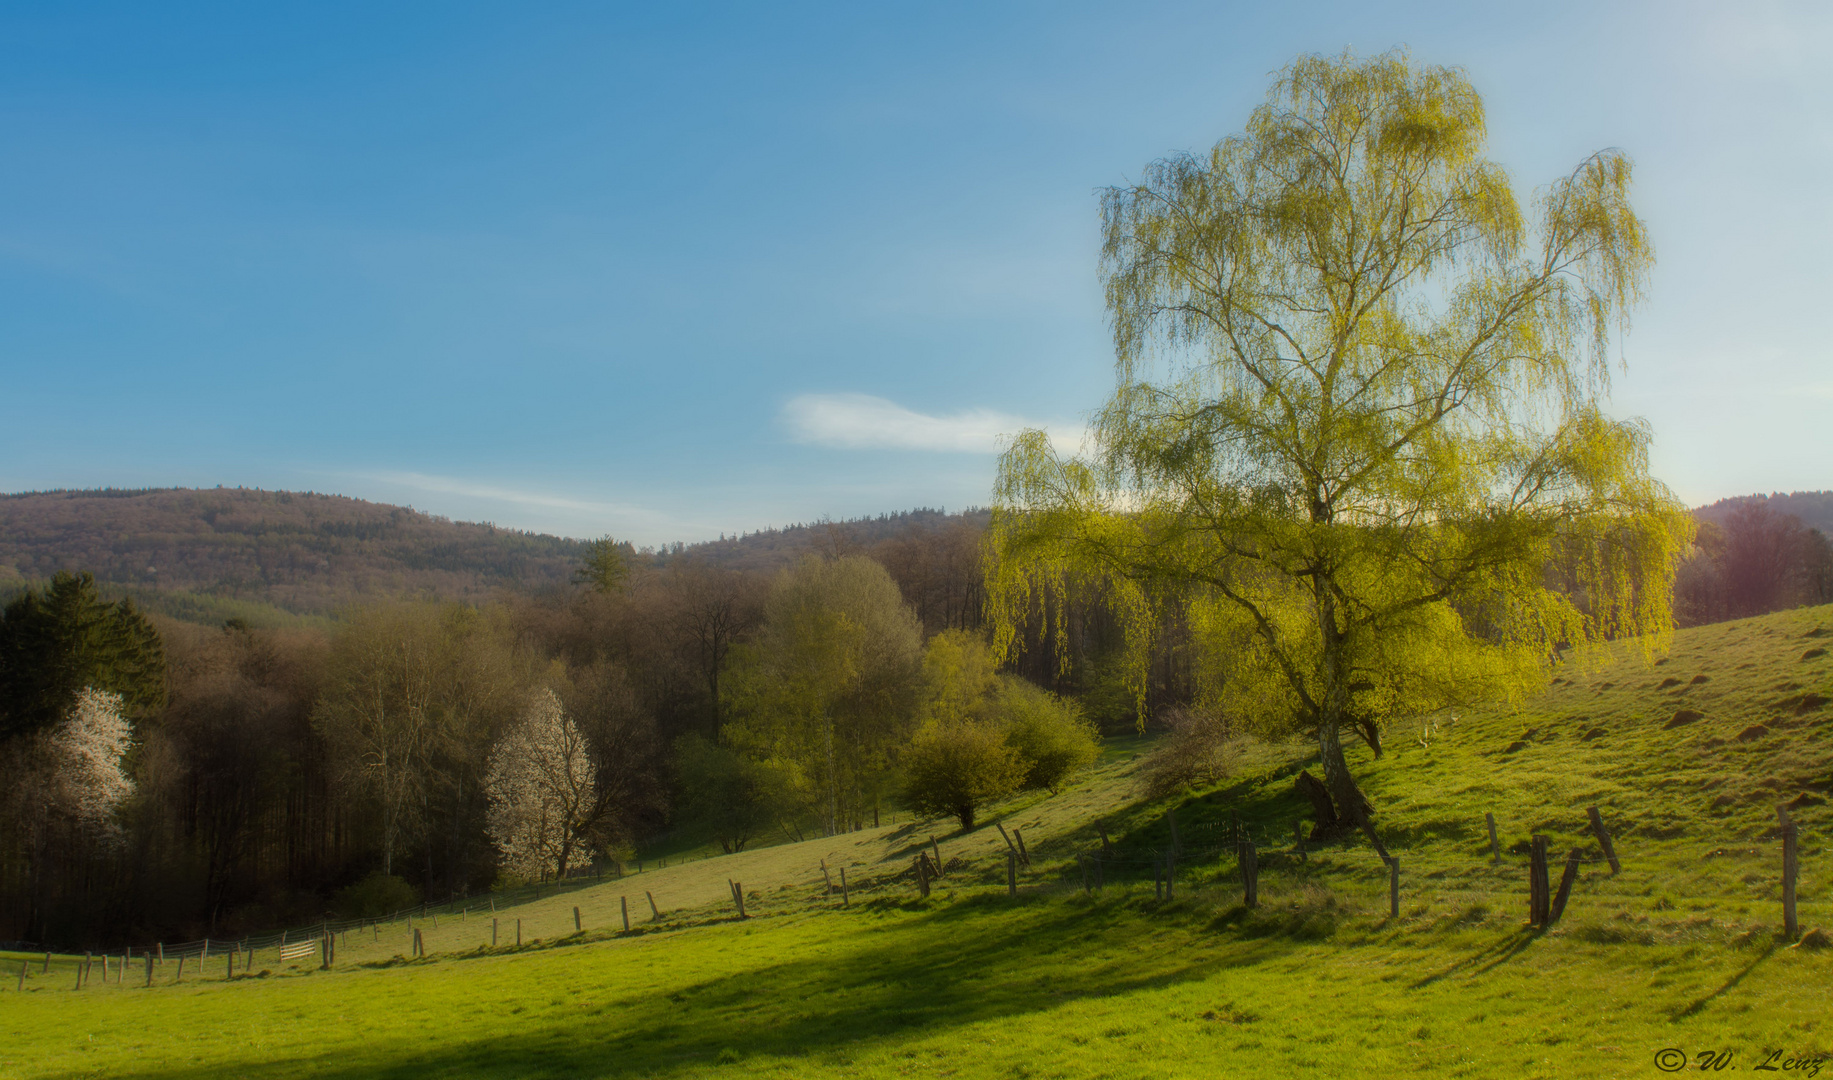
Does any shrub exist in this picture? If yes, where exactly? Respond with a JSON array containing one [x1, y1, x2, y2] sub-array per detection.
[[333, 872, 422, 919], [999, 680, 1099, 793], [901, 719, 1025, 831], [1143, 707, 1242, 797]]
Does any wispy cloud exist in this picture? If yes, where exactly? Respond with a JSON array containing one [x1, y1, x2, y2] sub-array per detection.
[[341, 470, 693, 538], [782, 393, 1077, 454]]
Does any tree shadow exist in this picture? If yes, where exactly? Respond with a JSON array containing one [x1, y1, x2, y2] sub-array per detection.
[[49, 900, 1301, 1080]]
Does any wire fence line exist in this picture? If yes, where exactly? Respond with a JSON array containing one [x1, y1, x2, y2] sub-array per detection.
[[4, 803, 1818, 992]]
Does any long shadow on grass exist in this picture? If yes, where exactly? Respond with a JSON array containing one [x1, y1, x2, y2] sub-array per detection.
[[53, 897, 1302, 1080], [1670, 941, 1777, 1019], [1406, 929, 1538, 989]]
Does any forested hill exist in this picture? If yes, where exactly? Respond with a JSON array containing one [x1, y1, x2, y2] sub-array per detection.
[[1695, 490, 1833, 534], [0, 488, 587, 623], [0, 487, 988, 625]]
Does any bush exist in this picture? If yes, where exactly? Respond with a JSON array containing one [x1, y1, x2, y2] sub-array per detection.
[[674, 735, 801, 853], [333, 872, 422, 919], [901, 719, 1025, 831], [1143, 707, 1243, 797], [999, 680, 1099, 793]]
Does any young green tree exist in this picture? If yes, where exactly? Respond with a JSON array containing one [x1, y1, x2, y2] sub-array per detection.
[[723, 556, 922, 835], [989, 51, 1691, 850]]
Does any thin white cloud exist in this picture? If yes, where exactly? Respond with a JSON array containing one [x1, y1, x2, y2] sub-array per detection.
[[782, 393, 1079, 454], [342, 470, 693, 538]]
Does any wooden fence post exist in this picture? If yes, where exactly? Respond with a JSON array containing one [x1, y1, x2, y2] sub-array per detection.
[[1097, 824, 1113, 855], [492, 918, 498, 947], [647, 891, 660, 921], [1485, 812, 1500, 865], [1586, 806, 1620, 875], [821, 860, 834, 894], [227, 951, 233, 981], [997, 822, 1020, 862], [1007, 851, 1017, 897], [915, 856, 931, 897], [1780, 805, 1799, 942], [1529, 835, 1549, 926], [175, 955, 185, 983], [1013, 829, 1030, 867], [620, 897, 630, 932], [1244, 842, 1259, 908], [1549, 848, 1582, 924], [144, 955, 152, 987], [42, 952, 50, 974], [931, 836, 943, 876], [839, 867, 850, 907], [516, 919, 522, 946], [1389, 856, 1399, 919], [16, 960, 24, 991]]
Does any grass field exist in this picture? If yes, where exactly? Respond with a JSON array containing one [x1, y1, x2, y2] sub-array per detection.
[[3, 605, 1829, 1079]]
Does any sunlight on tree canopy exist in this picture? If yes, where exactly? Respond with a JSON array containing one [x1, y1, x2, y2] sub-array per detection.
[[988, 50, 1692, 843]]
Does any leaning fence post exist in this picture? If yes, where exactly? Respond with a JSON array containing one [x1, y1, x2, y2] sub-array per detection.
[[1586, 806, 1620, 875], [997, 822, 1020, 862], [1389, 856, 1400, 919], [1529, 835, 1550, 926], [821, 860, 834, 894], [1549, 848, 1582, 924], [1013, 829, 1030, 867], [1780, 804, 1800, 942], [647, 891, 660, 921], [1097, 824, 1113, 855], [1485, 812, 1500, 865], [931, 836, 944, 877]]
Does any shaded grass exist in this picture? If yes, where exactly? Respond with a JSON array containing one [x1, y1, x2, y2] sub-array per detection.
[[3, 605, 1830, 1078]]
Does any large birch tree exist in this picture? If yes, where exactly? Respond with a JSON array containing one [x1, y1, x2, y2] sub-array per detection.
[[988, 51, 1691, 851]]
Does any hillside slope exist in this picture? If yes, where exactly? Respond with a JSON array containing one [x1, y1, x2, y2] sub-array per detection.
[[3, 606, 1827, 1078]]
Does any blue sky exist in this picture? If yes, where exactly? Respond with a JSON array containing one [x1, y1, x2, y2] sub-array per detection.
[[2, 1, 1828, 545]]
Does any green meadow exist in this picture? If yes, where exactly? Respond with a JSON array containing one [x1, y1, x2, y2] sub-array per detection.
[[4, 605, 1830, 1080]]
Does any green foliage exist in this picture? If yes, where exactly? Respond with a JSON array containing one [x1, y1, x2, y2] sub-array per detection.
[[673, 734, 801, 853], [332, 871, 422, 919], [0, 570, 166, 740], [997, 679, 1098, 793], [989, 50, 1692, 826], [572, 536, 632, 594], [723, 556, 922, 834], [900, 719, 1024, 831]]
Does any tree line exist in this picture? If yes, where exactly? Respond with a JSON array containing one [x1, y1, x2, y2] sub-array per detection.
[[0, 514, 1108, 947]]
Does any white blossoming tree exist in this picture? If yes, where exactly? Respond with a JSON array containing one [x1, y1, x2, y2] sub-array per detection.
[[48, 687, 136, 841], [485, 688, 599, 882]]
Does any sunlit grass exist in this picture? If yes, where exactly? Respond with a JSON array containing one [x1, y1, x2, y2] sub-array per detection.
[[2, 604, 1828, 1079]]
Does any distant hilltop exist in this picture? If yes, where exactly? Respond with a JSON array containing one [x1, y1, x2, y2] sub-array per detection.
[[1692, 490, 1833, 535], [0, 487, 986, 626]]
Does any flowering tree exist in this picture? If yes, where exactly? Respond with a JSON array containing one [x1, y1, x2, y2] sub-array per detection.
[[485, 688, 599, 881], [45, 687, 136, 839]]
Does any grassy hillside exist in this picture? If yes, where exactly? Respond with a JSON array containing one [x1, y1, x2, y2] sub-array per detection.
[[3, 606, 1828, 1078]]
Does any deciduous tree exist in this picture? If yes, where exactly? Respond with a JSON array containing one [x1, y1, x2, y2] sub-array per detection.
[[989, 51, 1690, 848]]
